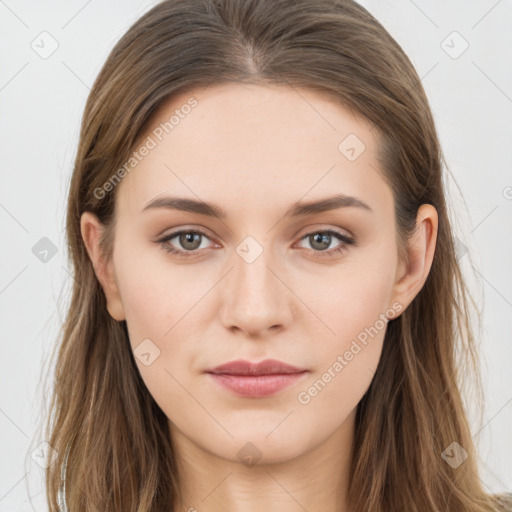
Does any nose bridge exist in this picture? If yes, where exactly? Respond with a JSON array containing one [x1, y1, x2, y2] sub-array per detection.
[[220, 235, 290, 334]]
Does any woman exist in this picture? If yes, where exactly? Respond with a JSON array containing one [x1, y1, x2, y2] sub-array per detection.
[[43, 0, 512, 510]]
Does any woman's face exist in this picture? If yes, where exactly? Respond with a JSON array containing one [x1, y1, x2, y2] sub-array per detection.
[[83, 84, 434, 465]]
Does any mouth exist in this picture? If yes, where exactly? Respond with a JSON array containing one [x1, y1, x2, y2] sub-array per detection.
[[204, 359, 309, 398]]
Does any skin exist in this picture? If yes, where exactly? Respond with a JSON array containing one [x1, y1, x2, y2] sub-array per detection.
[[81, 83, 438, 512]]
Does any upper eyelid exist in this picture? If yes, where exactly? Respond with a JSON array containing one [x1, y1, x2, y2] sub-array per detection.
[[159, 228, 218, 245]]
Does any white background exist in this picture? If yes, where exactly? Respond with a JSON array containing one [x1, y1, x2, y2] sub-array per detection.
[[0, 0, 511, 509]]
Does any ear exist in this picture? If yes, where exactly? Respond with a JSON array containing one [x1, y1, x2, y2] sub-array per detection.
[[390, 204, 438, 313], [80, 211, 126, 321]]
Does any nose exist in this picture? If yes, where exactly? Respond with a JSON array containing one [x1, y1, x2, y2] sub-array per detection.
[[219, 246, 293, 337]]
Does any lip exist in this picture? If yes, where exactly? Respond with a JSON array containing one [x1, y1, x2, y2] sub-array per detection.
[[207, 358, 307, 375], [205, 359, 309, 398]]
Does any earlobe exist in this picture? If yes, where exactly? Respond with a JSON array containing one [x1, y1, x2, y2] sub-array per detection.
[[391, 204, 438, 312], [80, 212, 126, 321]]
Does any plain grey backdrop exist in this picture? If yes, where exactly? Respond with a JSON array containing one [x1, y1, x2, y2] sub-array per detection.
[[1, 0, 511, 509]]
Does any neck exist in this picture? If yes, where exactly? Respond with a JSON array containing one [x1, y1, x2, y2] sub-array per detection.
[[170, 409, 356, 512]]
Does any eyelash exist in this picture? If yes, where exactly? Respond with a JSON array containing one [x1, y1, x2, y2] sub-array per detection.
[[156, 228, 355, 260]]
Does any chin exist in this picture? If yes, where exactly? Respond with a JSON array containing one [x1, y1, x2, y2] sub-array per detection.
[[209, 426, 316, 466]]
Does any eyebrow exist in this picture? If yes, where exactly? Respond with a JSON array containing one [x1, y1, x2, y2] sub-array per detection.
[[141, 193, 372, 218]]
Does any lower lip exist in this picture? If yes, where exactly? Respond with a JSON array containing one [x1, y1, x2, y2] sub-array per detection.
[[206, 372, 308, 398]]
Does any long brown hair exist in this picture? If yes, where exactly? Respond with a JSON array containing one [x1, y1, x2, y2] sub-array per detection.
[[40, 0, 511, 510]]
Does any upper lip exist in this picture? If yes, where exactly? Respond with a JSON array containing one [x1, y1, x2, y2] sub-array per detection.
[[206, 359, 308, 376]]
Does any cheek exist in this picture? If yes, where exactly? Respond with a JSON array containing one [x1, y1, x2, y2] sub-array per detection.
[[292, 283, 392, 445], [114, 243, 204, 341], [290, 251, 396, 418], [291, 246, 396, 346], [112, 245, 212, 413], [291, 328, 384, 455]]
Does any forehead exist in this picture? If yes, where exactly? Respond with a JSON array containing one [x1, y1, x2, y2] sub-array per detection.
[[115, 83, 391, 220]]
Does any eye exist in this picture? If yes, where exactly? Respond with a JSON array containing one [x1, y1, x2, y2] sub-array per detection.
[[296, 229, 355, 259], [157, 229, 218, 258]]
